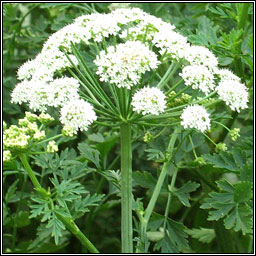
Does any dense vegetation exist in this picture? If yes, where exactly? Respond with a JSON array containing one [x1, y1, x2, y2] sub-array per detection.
[[3, 3, 253, 254]]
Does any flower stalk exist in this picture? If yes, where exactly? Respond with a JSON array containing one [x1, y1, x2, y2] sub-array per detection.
[[120, 123, 133, 253], [137, 128, 179, 252]]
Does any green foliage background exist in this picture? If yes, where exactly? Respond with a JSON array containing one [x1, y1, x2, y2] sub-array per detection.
[[3, 3, 253, 254]]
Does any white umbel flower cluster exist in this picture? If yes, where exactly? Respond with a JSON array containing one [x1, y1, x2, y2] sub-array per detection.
[[185, 45, 218, 71], [216, 80, 249, 112], [215, 68, 241, 82], [181, 105, 211, 132], [179, 65, 215, 95], [131, 87, 166, 115], [11, 77, 80, 112], [94, 41, 159, 89], [74, 13, 121, 42], [153, 29, 189, 60], [60, 99, 97, 134]]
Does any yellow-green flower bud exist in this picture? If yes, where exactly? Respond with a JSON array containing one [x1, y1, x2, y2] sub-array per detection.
[[216, 143, 227, 153], [143, 132, 154, 143], [46, 141, 58, 153], [3, 150, 12, 163], [62, 126, 75, 137], [229, 128, 240, 141], [25, 112, 38, 122], [193, 157, 206, 166], [38, 113, 54, 125], [33, 130, 46, 141]]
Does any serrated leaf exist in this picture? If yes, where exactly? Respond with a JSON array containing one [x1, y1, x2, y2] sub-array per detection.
[[186, 228, 216, 243], [78, 142, 101, 168], [233, 181, 252, 203], [172, 181, 200, 207], [46, 213, 66, 245], [151, 213, 189, 253], [133, 171, 157, 190], [145, 148, 165, 162], [224, 205, 253, 235], [201, 179, 253, 235], [5, 179, 19, 203], [202, 148, 247, 173]]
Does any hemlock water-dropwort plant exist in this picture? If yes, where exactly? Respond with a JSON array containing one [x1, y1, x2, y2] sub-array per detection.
[[5, 5, 251, 253]]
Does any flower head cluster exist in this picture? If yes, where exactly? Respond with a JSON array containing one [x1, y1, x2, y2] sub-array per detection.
[[60, 99, 97, 134], [215, 68, 241, 82], [181, 105, 211, 132], [185, 45, 218, 71], [153, 29, 189, 60], [180, 65, 215, 95], [216, 80, 249, 112], [75, 13, 121, 42], [3, 150, 12, 163], [94, 41, 159, 89], [46, 141, 58, 153], [3, 112, 51, 153], [131, 87, 166, 115], [11, 77, 80, 112], [229, 128, 240, 141]]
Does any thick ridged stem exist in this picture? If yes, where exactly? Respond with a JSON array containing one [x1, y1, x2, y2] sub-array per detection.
[[120, 123, 133, 253]]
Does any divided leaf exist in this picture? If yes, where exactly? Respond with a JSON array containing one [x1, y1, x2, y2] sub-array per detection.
[[185, 227, 216, 243], [200, 179, 253, 235], [172, 181, 200, 207]]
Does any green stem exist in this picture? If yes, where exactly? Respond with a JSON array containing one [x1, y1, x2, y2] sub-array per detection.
[[35, 134, 63, 146], [120, 123, 133, 253], [138, 128, 179, 251], [11, 173, 28, 250], [19, 154, 49, 198], [55, 213, 99, 253], [163, 168, 178, 230]]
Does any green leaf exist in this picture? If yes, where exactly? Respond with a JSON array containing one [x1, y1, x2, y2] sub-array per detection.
[[200, 179, 253, 235], [151, 213, 189, 253], [78, 142, 101, 168], [233, 181, 253, 203], [46, 213, 66, 245], [133, 171, 157, 190], [15, 211, 31, 228], [172, 181, 200, 207], [185, 228, 216, 243], [145, 148, 165, 162], [202, 148, 247, 173], [224, 205, 253, 235], [5, 180, 19, 203]]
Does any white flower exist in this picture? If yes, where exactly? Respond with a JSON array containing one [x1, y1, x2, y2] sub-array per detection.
[[131, 87, 166, 115], [17, 59, 38, 80], [74, 13, 121, 42], [181, 105, 211, 132], [49, 77, 80, 107], [60, 99, 97, 133], [43, 23, 91, 52], [215, 68, 241, 82], [94, 41, 159, 89], [153, 29, 189, 60], [11, 77, 80, 112], [179, 65, 215, 95], [120, 15, 175, 42], [216, 80, 249, 112], [184, 45, 218, 71], [11, 80, 33, 105], [111, 8, 149, 25]]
